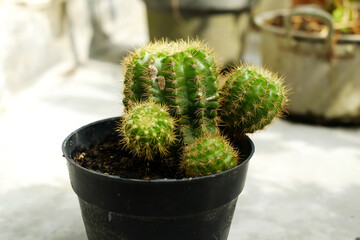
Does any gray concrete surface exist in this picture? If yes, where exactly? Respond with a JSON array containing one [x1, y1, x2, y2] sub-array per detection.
[[0, 8, 359, 240]]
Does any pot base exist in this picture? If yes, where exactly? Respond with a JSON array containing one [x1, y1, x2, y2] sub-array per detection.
[[79, 198, 237, 240]]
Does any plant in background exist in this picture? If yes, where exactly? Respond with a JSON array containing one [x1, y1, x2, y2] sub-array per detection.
[[331, 0, 360, 33], [291, 0, 360, 33], [119, 39, 287, 176]]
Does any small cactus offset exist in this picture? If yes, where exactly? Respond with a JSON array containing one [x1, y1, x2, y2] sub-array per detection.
[[122, 40, 220, 143], [219, 64, 287, 135], [118, 100, 177, 160], [181, 134, 239, 177]]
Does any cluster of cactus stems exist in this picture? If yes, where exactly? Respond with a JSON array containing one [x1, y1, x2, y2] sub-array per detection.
[[122, 40, 219, 143], [118, 39, 287, 177]]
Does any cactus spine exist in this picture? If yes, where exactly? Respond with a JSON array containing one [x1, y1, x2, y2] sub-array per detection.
[[119, 101, 177, 160], [122, 40, 220, 143], [219, 64, 287, 134], [181, 134, 239, 177]]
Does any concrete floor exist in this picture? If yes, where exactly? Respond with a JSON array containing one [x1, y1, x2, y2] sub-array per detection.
[[0, 32, 360, 240]]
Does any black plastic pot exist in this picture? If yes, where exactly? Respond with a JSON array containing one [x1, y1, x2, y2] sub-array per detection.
[[62, 117, 254, 240]]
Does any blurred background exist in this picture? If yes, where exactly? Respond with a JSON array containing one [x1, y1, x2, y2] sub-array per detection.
[[0, 0, 359, 239]]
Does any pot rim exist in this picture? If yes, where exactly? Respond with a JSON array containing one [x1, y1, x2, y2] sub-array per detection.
[[62, 117, 255, 184], [143, 0, 254, 13], [254, 9, 360, 44]]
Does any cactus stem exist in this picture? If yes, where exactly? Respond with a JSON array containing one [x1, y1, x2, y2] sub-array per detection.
[[119, 100, 177, 160], [122, 39, 220, 144]]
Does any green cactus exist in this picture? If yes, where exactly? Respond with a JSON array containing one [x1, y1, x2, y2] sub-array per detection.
[[119, 40, 288, 178], [122, 40, 220, 143], [181, 134, 239, 177], [219, 64, 287, 135], [118, 100, 177, 160]]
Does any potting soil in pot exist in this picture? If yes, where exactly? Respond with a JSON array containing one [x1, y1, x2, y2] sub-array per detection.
[[72, 134, 248, 180], [72, 135, 186, 179], [266, 13, 360, 34]]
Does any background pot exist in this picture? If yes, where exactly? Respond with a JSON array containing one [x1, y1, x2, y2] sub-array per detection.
[[143, 0, 255, 66], [254, 6, 360, 125], [62, 117, 254, 240]]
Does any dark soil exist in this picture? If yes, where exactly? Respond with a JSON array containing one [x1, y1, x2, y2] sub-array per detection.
[[267, 15, 328, 33], [72, 135, 186, 180], [267, 15, 360, 34]]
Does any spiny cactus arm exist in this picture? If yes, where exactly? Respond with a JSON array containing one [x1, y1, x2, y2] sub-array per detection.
[[122, 40, 222, 143], [181, 134, 239, 177], [162, 46, 220, 142], [118, 100, 177, 160], [219, 64, 288, 134], [122, 51, 168, 108], [183, 47, 220, 135], [163, 56, 194, 142]]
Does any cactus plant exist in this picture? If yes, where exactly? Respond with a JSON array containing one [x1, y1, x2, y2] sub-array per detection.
[[63, 38, 290, 240], [122, 40, 220, 143], [219, 64, 287, 135], [181, 134, 239, 177], [118, 100, 177, 160], [119, 40, 287, 177]]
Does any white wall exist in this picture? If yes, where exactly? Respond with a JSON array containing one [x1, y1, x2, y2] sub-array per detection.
[[0, 0, 148, 107]]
